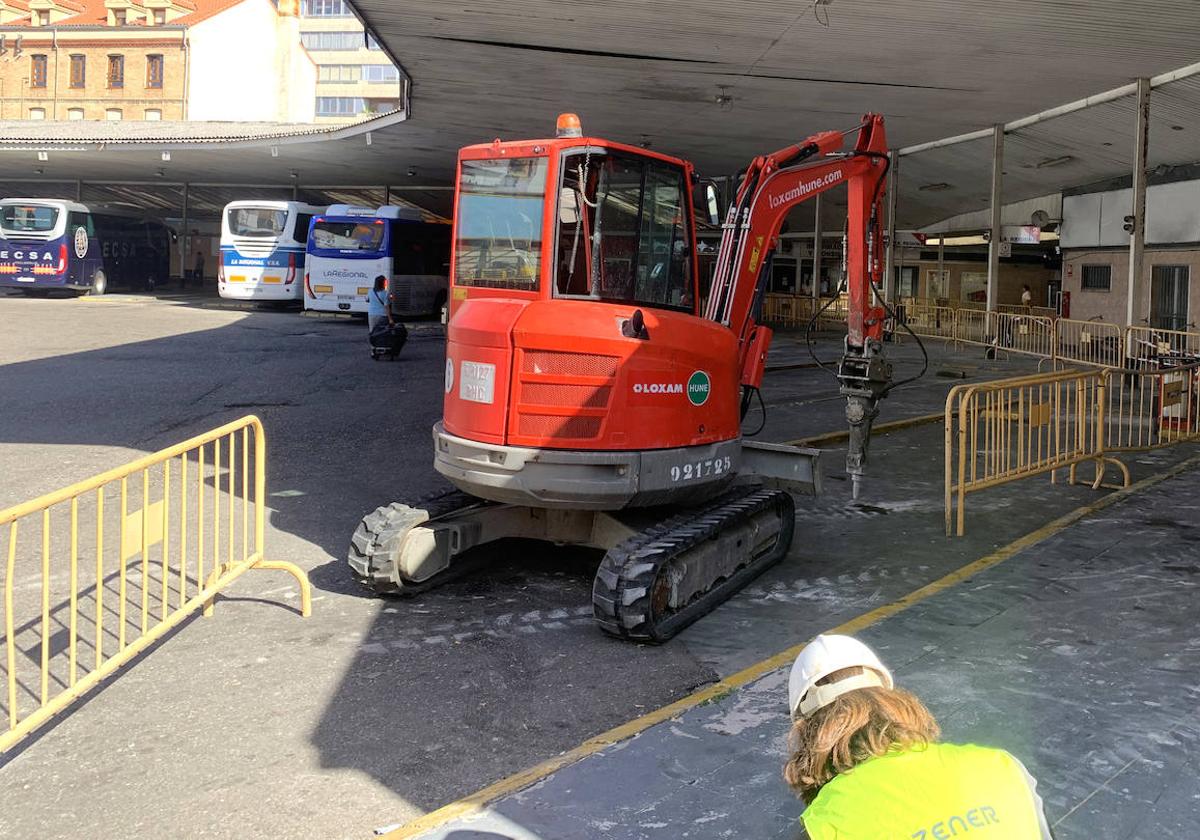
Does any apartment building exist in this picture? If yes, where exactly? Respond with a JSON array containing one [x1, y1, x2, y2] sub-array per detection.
[[298, 0, 401, 123], [0, 0, 315, 121]]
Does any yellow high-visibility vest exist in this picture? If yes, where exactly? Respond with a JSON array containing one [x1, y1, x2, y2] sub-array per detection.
[[801, 742, 1046, 840]]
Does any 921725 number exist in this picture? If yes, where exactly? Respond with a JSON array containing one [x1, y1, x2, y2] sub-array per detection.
[[669, 456, 733, 483]]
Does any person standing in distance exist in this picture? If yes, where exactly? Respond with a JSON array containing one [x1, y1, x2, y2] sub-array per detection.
[[784, 634, 1053, 839], [367, 274, 394, 340], [1021, 284, 1033, 308]]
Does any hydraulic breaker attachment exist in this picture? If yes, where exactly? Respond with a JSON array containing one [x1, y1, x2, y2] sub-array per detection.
[[837, 338, 892, 499]]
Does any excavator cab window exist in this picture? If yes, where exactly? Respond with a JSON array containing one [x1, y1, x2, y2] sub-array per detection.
[[555, 150, 693, 312], [454, 156, 547, 290]]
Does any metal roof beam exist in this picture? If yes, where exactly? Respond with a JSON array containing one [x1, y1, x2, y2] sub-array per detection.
[[898, 59, 1200, 157]]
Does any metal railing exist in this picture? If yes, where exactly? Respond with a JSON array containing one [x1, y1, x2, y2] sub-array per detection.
[[946, 363, 1200, 535], [1055, 318, 1125, 368], [762, 296, 1200, 374], [1, 415, 311, 753]]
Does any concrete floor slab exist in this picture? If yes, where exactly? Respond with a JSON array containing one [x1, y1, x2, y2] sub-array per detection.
[[409, 466, 1200, 840]]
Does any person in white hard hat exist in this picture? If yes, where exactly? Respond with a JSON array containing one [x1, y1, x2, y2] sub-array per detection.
[[784, 634, 1054, 840]]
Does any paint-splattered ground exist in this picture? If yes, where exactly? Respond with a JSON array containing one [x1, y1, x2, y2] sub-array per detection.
[[411, 464, 1200, 840]]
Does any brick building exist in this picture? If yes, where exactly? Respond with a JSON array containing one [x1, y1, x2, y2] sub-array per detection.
[[0, 0, 315, 121]]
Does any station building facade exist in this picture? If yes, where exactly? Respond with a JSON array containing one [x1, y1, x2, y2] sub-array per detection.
[[1060, 167, 1200, 329], [0, 0, 315, 122]]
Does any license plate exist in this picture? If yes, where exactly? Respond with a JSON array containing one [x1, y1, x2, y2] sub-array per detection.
[[313, 284, 333, 293], [459, 361, 496, 404], [16, 276, 34, 283], [337, 295, 355, 300]]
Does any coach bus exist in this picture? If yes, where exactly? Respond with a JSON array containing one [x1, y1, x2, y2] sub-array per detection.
[[304, 204, 450, 317], [0, 198, 172, 295], [218, 200, 324, 303]]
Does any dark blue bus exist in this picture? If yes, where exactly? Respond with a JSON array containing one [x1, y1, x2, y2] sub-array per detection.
[[0, 199, 173, 295]]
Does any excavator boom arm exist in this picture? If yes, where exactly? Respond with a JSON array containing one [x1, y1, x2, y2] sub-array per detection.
[[704, 114, 892, 495]]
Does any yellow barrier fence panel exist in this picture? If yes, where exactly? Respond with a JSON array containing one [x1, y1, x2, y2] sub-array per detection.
[[0, 415, 311, 754], [1125, 325, 1200, 371], [1056, 318, 1124, 368], [945, 369, 1111, 535], [955, 308, 989, 348], [986, 312, 1055, 360]]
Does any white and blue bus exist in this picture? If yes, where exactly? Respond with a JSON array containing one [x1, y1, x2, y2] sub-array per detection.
[[0, 198, 172, 295], [303, 204, 450, 317], [218, 200, 324, 302]]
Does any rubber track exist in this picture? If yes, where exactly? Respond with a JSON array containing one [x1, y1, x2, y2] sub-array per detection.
[[592, 486, 795, 643], [347, 488, 479, 596]]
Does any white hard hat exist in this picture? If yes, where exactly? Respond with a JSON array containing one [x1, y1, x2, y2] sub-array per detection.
[[787, 634, 894, 719]]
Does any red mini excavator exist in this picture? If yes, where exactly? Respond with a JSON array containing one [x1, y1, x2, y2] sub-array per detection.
[[349, 113, 895, 641]]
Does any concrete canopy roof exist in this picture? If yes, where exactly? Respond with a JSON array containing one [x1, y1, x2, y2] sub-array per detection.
[[2, 1, 1200, 228]]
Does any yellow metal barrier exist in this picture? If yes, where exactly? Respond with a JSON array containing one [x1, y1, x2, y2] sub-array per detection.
[[1055, 318, 1124, 368], [1, 415, 310, 753], [954, 308, 988, 349], [946, 363, 1200, 535], [900, 302, 956, 340], [1125, 325, 1200, 370], [995, 302, 1057, 319], [984, 312, 1055, 359]]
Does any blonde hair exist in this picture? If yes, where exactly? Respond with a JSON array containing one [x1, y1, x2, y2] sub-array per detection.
[[784, 667, 940, 803]]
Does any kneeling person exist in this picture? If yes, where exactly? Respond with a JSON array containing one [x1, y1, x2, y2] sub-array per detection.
[[785, 634, 1053, 839]]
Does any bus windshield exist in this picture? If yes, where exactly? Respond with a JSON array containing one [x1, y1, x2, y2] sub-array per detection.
[[1, 204, 59, 234], [310, 219, 385, 253], [455, 157, 546, 290], [227, 207, 288, 237]]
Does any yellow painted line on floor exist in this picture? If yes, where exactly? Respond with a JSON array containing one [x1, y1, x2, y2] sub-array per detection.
[[788, 410, 946, 448], [383, 451, 1200, 839]]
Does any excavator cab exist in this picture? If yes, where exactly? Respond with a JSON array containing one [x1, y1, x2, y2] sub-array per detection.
[[436, 114, 746, 509]]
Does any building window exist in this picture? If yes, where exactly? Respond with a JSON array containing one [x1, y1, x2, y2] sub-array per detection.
[[38, 9, 49, 25], [317, 65, 360, 83], [69, 54, 85, 88], [153, 9, 165, 24], [144, 108, 162, 120], [29, 108, 46, 120], [67, 107, 85, 120], [113, 8, 126, 24], [146, 54, 164, 88], [361, 64, 399, 82], [108, 54, 124, 88], [364, 98, 399, 113], [1081, 264, 1111, 291], [301, 0, 350, 16], [367, 33, 382, 50], [300, 32, 366, 50], [30, 54, 48, 88], [315, 96, 364, 116], [106, 108, 123, 121]]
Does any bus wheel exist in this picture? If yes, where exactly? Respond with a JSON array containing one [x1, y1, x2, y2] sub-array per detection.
[[90, 270, 108, 296]]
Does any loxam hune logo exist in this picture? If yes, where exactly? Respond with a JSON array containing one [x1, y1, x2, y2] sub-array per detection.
[[687, 370, 711, 406]]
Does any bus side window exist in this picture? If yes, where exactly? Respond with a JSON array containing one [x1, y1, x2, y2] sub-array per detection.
[[292, 213, 314, 244], [395, 224, 423, 274], [426, 226, 450, 275], [67, 211, 95, 237]]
